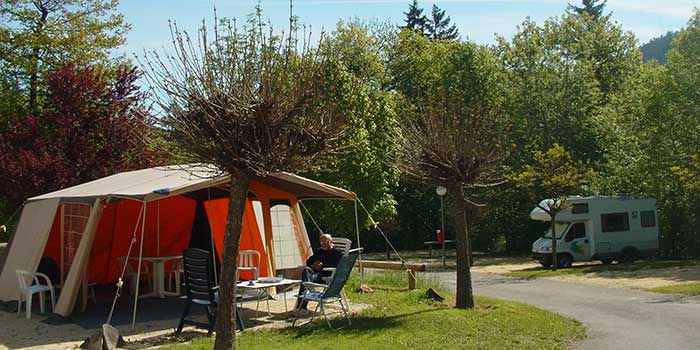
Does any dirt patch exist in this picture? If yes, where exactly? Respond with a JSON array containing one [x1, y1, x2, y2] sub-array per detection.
[[549, 266, 700, 290], [472, 258, 700, 290], [0, 297, 369, 350]]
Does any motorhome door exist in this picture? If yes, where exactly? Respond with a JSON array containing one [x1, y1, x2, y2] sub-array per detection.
[[563, 222, 589, 261]]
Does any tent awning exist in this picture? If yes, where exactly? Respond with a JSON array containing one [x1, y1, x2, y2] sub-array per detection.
[[28, 164, 357, 202]]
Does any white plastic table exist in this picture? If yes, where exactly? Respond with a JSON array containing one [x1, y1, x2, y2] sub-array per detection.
[[236, 278, 301, 316], [128, 256, 182, 299]]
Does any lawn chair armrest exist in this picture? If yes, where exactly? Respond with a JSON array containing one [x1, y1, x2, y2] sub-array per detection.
[[302, 282, 329, 289]]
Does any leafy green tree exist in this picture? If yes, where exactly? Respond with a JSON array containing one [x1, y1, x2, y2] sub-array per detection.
[[391, 30, 508, 308], [426, 5, 459, 40], [303, 21, 400, 239], [600, 10, 700, 257], [513, 144, 595, 270], [496, 12, 640, 162], [402, 0, 428, 36], [568, 0, 609, 20], [0, 0, 129, 112]]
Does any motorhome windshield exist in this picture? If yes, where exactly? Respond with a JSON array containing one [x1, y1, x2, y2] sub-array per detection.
[[542, 222, 570, 239]]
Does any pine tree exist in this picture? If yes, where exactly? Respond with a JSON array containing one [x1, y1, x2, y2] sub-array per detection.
[[427, 5, 459, 40], [568, 0, 609, 20], [402, 0, 428, 35]]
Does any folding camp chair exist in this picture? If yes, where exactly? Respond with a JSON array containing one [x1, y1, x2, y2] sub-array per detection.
[[176, 248, 244, 335], [322, 238, 352, 308], [293, 251, 359, 329]]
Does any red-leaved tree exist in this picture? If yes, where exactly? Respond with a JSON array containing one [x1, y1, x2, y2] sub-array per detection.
[[0, 62, 162, 210]]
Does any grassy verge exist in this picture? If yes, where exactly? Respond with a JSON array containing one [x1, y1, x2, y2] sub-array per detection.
[[164, 271, 584, 350], [647, 283, 700, 295], [507, 259, 700, 279]]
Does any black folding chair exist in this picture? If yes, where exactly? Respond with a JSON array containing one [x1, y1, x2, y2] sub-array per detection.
[[176, 248, 244, 335]]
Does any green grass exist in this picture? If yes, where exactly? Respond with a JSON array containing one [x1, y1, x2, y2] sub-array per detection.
[[163, 271, 584, 350], [507, 259, 700, 279], [647, 283, 700, 295]]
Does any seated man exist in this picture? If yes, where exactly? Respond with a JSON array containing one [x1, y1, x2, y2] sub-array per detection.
[[296, 233, 343, 310]]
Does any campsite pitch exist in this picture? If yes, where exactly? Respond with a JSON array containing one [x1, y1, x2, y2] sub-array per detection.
[[163, 271, 584, 350]]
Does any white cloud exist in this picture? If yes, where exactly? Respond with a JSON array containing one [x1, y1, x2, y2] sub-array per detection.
[[607, 0, 697, 19]]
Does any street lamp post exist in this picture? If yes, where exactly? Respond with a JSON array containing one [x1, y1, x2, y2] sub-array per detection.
[[436, 186, 447, 266]]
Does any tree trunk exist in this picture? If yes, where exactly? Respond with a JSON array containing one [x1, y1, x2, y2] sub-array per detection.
[[551, 212, 557, 271], [29, 4, 50, 112], [449, 184, 474, 309], [214, 171, 250, 350]]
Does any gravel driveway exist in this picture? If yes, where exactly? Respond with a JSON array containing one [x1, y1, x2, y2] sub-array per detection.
[[434, 271, 700, 350]]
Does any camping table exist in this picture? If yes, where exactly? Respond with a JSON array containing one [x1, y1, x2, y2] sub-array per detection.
[[236, 278, 301, 317], [125, 256, 182, 299]]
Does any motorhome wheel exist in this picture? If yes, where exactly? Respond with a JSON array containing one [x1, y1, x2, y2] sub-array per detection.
[[557, 254, 573, 268]]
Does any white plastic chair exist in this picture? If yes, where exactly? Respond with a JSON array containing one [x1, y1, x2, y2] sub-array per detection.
[[165, 257, 184, 295], [237, 250, 261, 280], [16, 270, 56, 319], [331, 238, 352, 256], [117, 257, 152, 295], [236, 250, 270, 316]]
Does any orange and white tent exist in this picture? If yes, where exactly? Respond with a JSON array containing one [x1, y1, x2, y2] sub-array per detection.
[[0, 164, 356, 317]]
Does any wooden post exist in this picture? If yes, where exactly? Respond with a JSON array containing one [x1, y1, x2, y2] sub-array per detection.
[[355, 260, 426, 290], [261, 199, 275, 276]]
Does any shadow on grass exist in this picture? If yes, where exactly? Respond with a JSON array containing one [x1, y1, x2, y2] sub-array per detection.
[[282, 307, 444, 339]]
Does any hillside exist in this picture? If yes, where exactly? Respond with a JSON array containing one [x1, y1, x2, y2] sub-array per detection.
[[640, 31, 678, 64]]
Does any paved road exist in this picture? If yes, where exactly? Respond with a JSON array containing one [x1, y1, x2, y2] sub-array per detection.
[[434, 271, 700, 350]]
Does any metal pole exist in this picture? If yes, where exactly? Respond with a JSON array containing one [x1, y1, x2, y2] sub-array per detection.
[[354, 200, 363, 289], [207, 189, 218, 286], [156, 201, 160, 257], [131, 202, 147, 330], [441, 195, 446, 266]]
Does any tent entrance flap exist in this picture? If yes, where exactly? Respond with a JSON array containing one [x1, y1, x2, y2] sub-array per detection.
[[0, 198, 61, 301]]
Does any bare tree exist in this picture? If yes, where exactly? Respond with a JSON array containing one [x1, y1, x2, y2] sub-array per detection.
[[392, 32, 507, 309], [140, 8, 355, 349]]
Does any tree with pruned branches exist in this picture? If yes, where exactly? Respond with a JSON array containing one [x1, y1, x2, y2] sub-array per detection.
[[140, 8, 358, 350], [512, 144, 595, 270], [390, 30, 508, 309]]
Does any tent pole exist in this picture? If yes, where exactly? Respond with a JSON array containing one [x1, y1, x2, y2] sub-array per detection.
[[157, 200, 160, 256], [207, 188, 218, 286], [354, 200, 363, 289], [131, 202, 147, 330]]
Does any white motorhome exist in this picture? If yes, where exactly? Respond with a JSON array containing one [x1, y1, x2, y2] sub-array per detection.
[[530, 195, 659, 268]]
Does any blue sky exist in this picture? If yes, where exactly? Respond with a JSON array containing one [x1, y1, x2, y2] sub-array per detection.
[[117, 0, 698, 57]]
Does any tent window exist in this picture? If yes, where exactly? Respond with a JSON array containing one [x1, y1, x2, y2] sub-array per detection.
[[60, 203, 91, 284], [271, 203, 302, 269]]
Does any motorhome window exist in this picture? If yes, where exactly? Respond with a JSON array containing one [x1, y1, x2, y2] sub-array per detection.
[[601, 213, 629, 232], [572, 203, 589, 214], [564, 223, 586, 241], [571, 223, 586, 238], [543, 222, 570, 239], [640, 210, 656, 228]]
